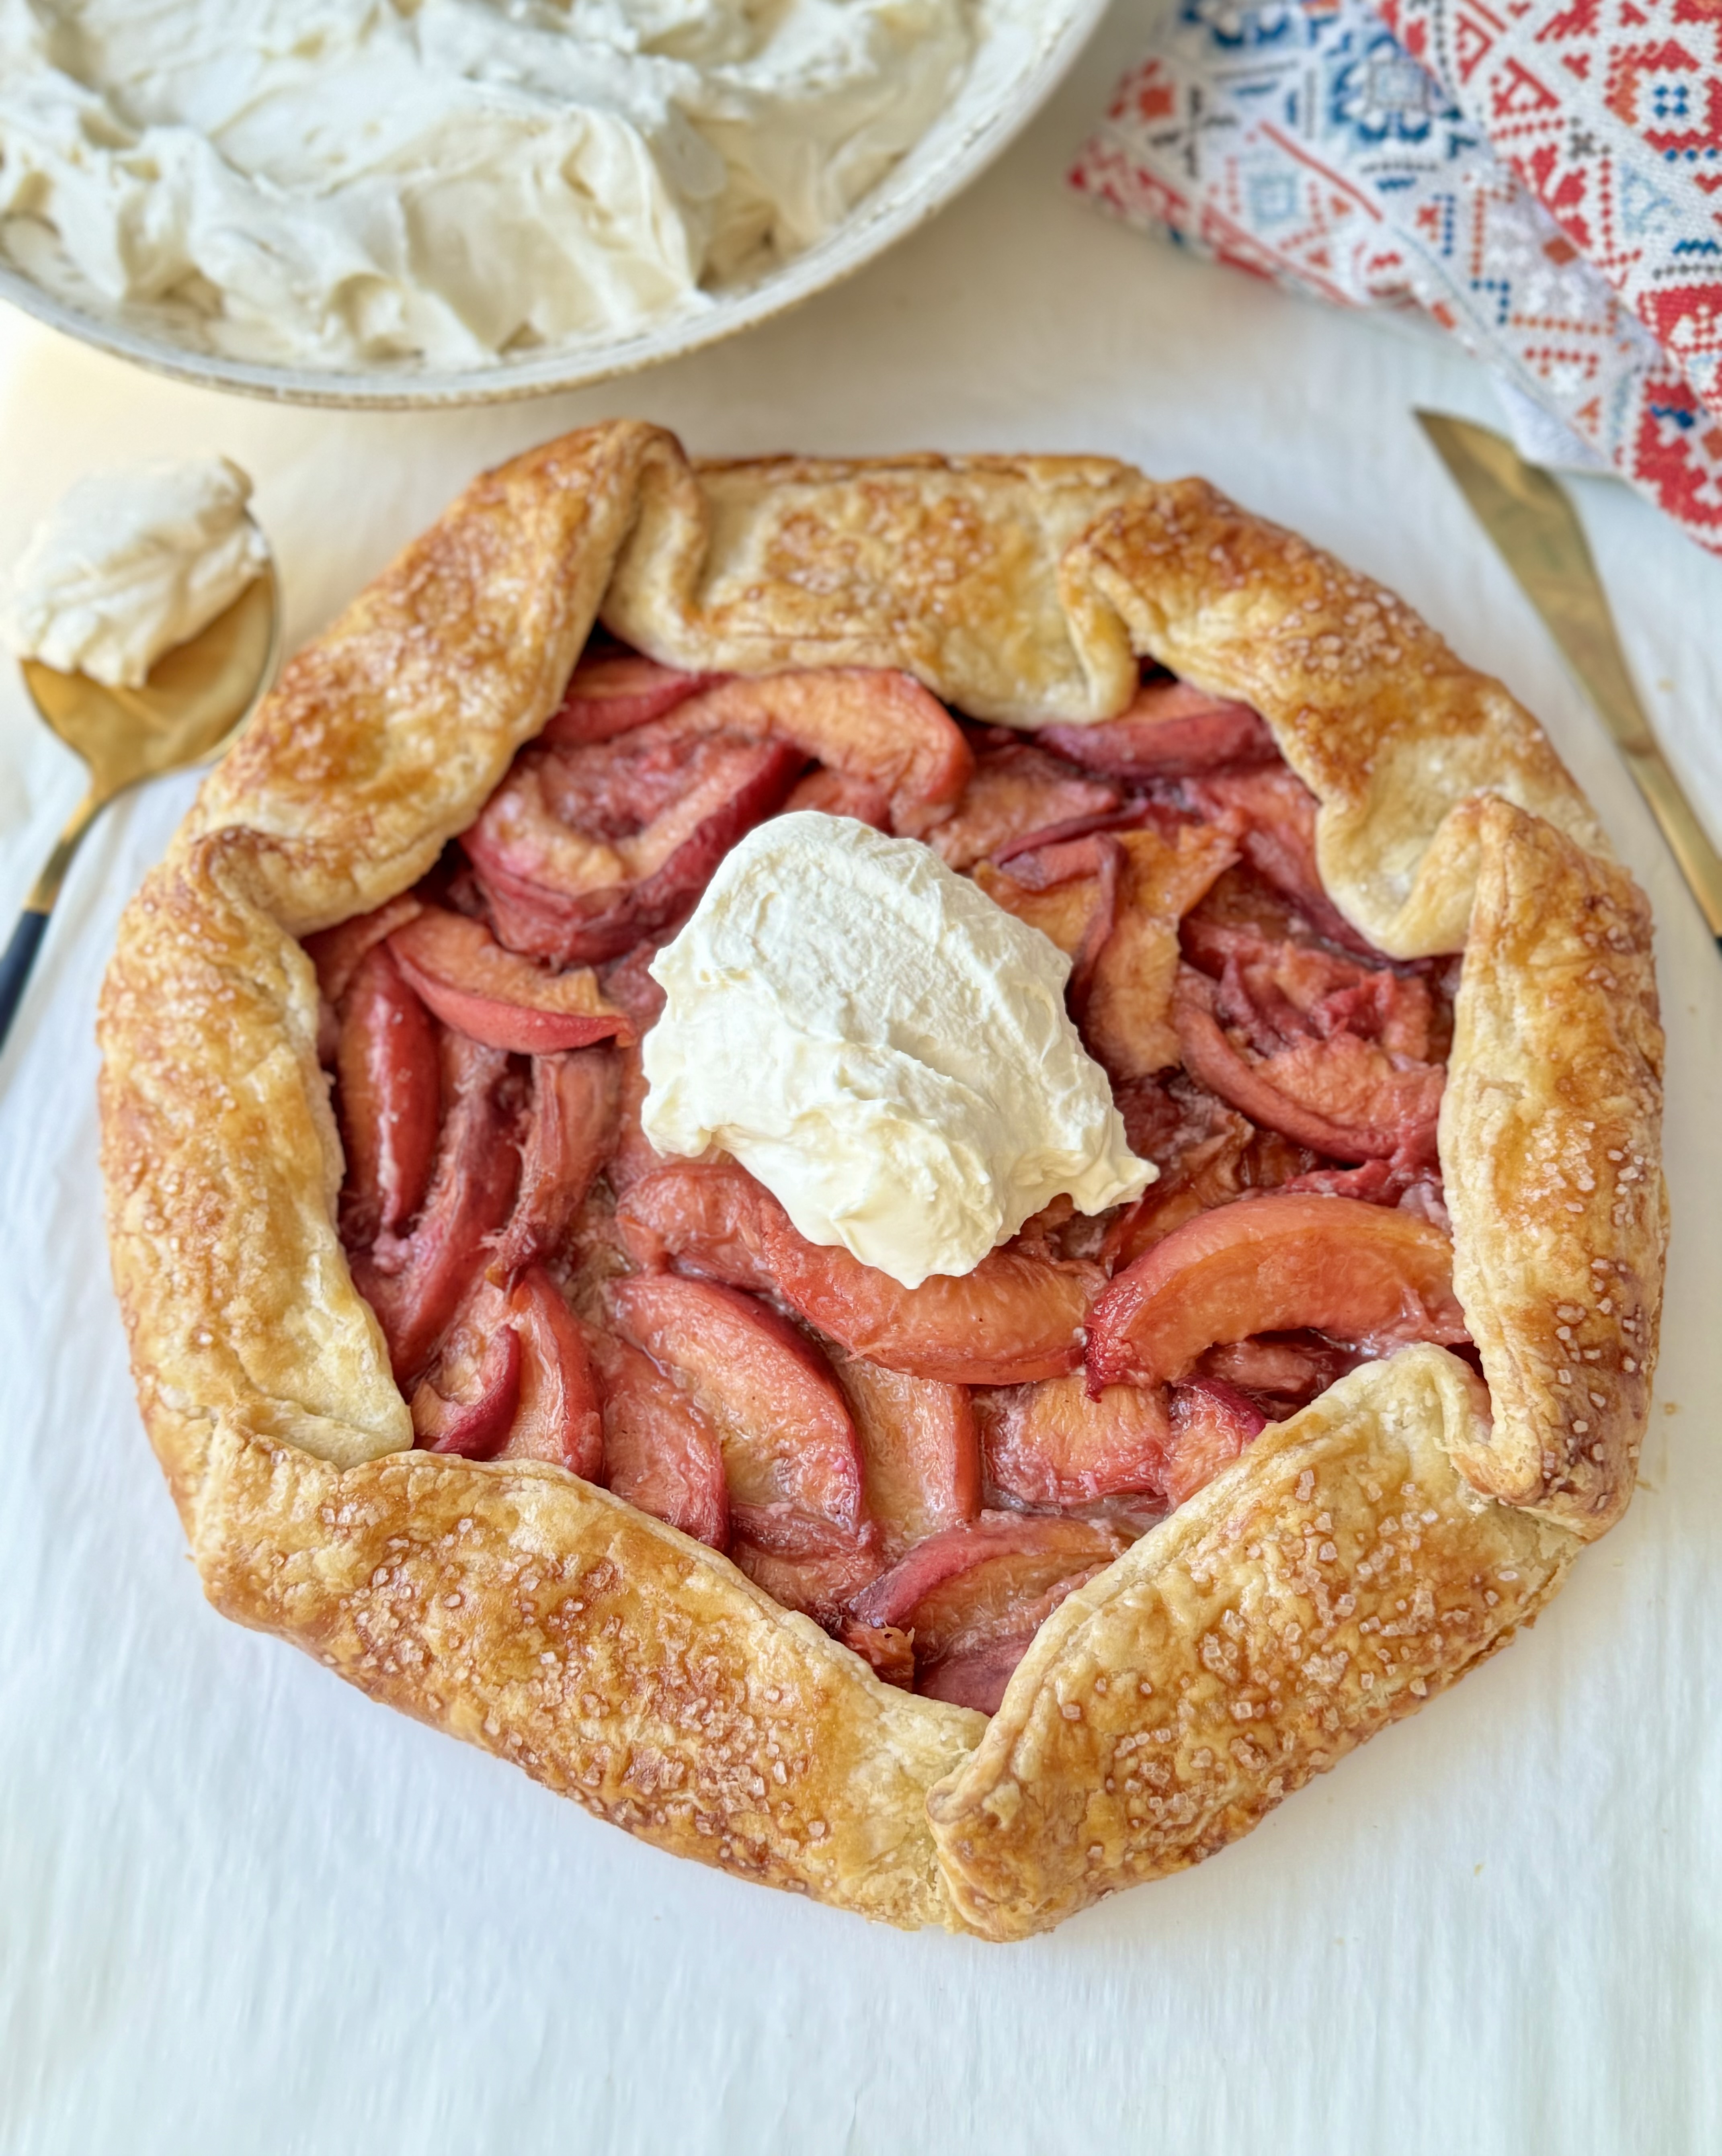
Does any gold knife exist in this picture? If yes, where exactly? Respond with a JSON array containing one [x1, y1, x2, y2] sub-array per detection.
[[1417, 409, 1722, 942]]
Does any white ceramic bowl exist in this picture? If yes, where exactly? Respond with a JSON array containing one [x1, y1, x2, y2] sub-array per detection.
[[0, 0, 1108, 410]]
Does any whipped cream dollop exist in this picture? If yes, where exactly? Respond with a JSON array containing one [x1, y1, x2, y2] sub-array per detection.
[[0, 0, 970, 369], [2, 456, 268, 688], [641, 814, 1154, 1289]]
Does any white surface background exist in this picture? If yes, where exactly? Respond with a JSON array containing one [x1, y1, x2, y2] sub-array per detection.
[[1, 8, 1718, 2150]]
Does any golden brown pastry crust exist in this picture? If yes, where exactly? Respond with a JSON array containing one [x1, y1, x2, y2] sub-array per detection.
[[98, 422, 1665, 1939], [927, 1348, 1578, 1938], [1440, 800, 1666, 1536]]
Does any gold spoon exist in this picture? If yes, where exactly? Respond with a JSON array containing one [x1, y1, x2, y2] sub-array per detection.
[[0, 538, 281, 1054]]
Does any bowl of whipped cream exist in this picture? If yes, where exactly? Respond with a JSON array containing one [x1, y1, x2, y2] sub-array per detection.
[[0, 0, 1106, 406]]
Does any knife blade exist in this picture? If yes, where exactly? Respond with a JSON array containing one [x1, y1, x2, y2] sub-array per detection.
[[1417, 408, 1722, 943]]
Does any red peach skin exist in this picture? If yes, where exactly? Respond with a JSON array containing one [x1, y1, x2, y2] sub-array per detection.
[[1085, 1191, 1469, 1393], [1185, 766, 1376, 955], [829, 1353, 980, 1562], [496, 1267, 605, 1479], [848, 1515, 1126, 1711], [412, 1322, 522, 1459], [388, 908, 632, 1054], [334, 945, 441, 1248], [609, 1273, 867, 1540], [1042, 678, 1278, 779], [849, 1516, 1125, 1630], [976, 1371, 1171, 1507], [1161, 1379, 1267, 1508], [467, 734, 804, 964], [616, 1162, 1097, 1385], [305, 894, 424, 1008], [351, 1035, 523, 1390], [647, 670, 972, 837], [590, 1330, 730, 1549], [929, 744, 1118, 870], [492, 1048, 620, 1277], [541, 652, 724, 745], [1173, 967, 1403, 1160]]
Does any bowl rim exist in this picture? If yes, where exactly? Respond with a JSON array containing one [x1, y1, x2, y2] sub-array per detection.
[[0, 0, 1111, 410]]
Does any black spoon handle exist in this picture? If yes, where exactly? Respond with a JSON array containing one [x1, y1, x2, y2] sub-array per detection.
[[0, 906, 49, 1057]]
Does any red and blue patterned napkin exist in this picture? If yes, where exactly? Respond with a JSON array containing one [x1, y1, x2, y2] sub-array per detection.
[[1074, 0, 1722, 551]]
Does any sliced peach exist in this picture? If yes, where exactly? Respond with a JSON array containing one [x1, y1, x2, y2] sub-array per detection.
[[733, 1537, 887, 1625], [351, 1034, 524, 1389], [1195, 918, 1435, 1061], [848, 1515, 1125, 1631], [849, 1515, 1125, 1711], [334, 944, 441, 1248], [1185, 766, 1376, 955], [495, 1267, 604, 1479], [1174, 967, 1401, 1160], [1086, 1190, 1469, 1392], [1007, 1194, 1078, 1263], [465, 729, 804, 963], [412, 1311, 521, 1459], [830, 1352, 980, 1562], [1161, 1379, 1266, 1508], [1308, 967, 1437, 1063], [913, 1634, 1037, 1712], [782, 766, 893, 829], [388, 907, 631, 1054], [1080, 824, 1238, 1080], [596, 942, 672, 1195], [930, 743, 1118, 870], [1101, 1121, 1321, 1274], [1181, 859, 1326, 961], [1083, 899, 1182, 1080], [834, 1617, 915, 1689], [1177, 964, 1443, 1162], [607, 1042, 667, 1196], [590, 1330, 729, 1549], [1200, 1332, 1360, 1408], [785, 1241, 1080, 1395], [972, 856, 1107, 960], [614, 1161, 780, 1291], [916, 1564, 1118, 1711], [616, 1162, 1097, 1385], [493, 1047, 620, 1276], [609, 1274, 867, 1539], [683, 669, 971, 836], [982, 822, 1237, 1085], [990, 832, 1123, 1015], [1284, 1152, 1449, 1226], [1248, 1032, 1442, 1157], [542, 652, 723, 746], [304, 893, 425, 1008], [597, 939, 667, 1033], [976, 1371, 1170, 1507], [1099, 1074, 1263, 1266], [545, 666, 969, 836], [1041, 678, 1278, 779]]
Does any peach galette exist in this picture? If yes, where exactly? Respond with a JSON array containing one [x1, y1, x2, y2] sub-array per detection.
[[99, 424, 1665, 1938], [305, 646, 1474, 1709]]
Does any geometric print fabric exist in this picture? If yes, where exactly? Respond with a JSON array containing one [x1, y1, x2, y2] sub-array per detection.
[[1073, 0, 1722, 552]]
